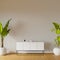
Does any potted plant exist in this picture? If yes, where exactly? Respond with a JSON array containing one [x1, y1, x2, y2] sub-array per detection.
[[51, 22, 60, 55], [0, 19, 11, 55]]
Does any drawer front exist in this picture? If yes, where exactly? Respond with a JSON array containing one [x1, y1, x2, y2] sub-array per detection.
[[36, 42, 44, 50], [23, 42, 31, 50], [16, 42, 24, 50], [30, 42, 44, 50], [30, 42, 37, 50]]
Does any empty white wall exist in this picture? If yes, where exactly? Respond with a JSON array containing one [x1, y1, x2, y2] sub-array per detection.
[[0, 0, 60, 53]]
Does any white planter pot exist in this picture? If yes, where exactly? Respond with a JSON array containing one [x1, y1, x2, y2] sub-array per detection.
[[53, 47, 60, 55], [0, 47, 6, 56]]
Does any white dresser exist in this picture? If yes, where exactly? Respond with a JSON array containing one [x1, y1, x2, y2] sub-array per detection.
[[16, 42, 44, 53]]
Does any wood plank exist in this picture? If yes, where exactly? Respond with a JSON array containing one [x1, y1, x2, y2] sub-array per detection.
[[0, 53, 60, 60]]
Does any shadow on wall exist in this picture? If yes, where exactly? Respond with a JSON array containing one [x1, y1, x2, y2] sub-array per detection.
[[9, 20, 27, 39], [44, 42, 52, 51]]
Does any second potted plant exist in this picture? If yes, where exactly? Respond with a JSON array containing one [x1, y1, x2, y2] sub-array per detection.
[[51, 22, 60, 55]]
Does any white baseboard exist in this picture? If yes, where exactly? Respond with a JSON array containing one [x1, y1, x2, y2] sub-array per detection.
[[16, 50, 53, 53]]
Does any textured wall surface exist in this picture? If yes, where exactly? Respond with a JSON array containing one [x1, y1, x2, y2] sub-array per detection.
[[0, 0, 60, 53]]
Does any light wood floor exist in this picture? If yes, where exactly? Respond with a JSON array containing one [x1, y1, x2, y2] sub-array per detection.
[[0, 53, 60, 60]]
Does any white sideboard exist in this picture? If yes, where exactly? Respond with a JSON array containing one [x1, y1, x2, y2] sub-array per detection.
[[16, 42, 44, 53]]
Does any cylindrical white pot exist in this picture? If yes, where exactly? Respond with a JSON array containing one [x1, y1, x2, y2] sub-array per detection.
[[0, 48, 6, 56], [53, 48, 60, 55]]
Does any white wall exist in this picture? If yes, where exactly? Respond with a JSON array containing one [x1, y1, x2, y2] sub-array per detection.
[[0, 0, 60, 53]]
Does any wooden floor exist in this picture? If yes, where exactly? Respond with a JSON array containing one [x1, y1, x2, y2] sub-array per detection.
[[0, 53, 60, 60]]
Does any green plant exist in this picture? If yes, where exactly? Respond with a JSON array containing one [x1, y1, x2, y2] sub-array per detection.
[[0, 19, 11, 47], [51, 22, 60, 47]]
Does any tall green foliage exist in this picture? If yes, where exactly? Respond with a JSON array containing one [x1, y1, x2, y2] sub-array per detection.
[[0, 19, 11, 47], [51, 22, 60, 47]]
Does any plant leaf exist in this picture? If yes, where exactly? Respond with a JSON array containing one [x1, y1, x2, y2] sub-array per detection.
[[1, 19, 11, 37], [6, 29, 11, 35], [56, 29, 60, 34], [55, 36, 60, 47], [4, 18, 11, 30], [53, 22, 59, 29], [1, 28, 7, 37], [57, 36, 60, 41], [0, 22, 3, 34]]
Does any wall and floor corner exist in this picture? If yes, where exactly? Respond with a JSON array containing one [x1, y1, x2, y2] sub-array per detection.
[[0, 0, 60, 53]]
